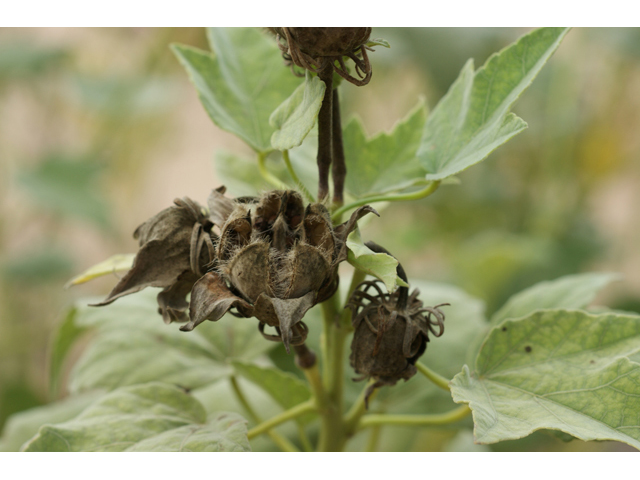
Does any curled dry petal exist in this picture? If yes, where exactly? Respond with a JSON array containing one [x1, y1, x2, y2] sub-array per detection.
[[181, 271, 253, 332], [333, 205, 379, 264], [93, 199, 210, 307], [157, 270, 200, 324]]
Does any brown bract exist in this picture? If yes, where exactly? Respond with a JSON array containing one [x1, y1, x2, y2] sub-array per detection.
[[347, 280, 448, 405], [95, 187, 377, 354], [272, 27, 373, 86]]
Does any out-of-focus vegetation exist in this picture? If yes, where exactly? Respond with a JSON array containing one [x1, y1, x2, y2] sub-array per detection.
[[1, 28, 639, 451]]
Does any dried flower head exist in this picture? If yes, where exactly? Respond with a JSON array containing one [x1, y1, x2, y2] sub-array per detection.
[[187, 189, 377, 352], [347, 279, 448, 405], [95, 186, 376, 354], [271, 27, 373, 86]]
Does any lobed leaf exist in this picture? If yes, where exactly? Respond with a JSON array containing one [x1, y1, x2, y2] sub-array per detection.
[[172, 28, 301, 153], [57, 290, 274, 395], [232, 361, 314, 424], [343, 101, 427, 198], [451, 309, 640, 449], [0, 392, 102, 452], [22, 383, 249, 452], [491, 272, 621, 326], [418, 27, 570, 180], [270, 71, 325, 151]]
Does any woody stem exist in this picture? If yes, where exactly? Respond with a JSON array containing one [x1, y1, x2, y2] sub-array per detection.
[[317, 66, 334, 201]]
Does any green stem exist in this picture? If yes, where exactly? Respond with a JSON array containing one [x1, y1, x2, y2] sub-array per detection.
[[230, 376, 299, 452], [416, 362, 451, 391], [247, 399, 317, 440], [365, 426, 381, 452], [358, 405, 471, 430], [257, 151, 288, 190], [317, 292, 346, 451], [331, 181, 441, 223], [283, 150, 314, 203], [344, 380, 378, 436]]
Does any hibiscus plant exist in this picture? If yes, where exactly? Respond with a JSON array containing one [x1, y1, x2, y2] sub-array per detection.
[[4, 27, 640, 453]]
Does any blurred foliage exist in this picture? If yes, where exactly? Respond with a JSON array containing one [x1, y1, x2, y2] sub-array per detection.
[[1, 28, 640, 453]]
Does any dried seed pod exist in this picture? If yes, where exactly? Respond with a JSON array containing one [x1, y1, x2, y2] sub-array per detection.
[[348, 278, 448, 406], [273, 27, 374, 86], [186, 189, 377, 352], [95, 186, 377, 355], [92, 191, 223, 323]]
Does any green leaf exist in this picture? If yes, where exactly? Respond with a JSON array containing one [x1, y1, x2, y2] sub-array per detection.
[[67, 290, 231, 393], [48, 307, 88, 397], [16, 155, 110, 228], [0, 392, 102, 452], [491, 272, 621, 326], [270, 71, 325, 151], [343, 101, 427, 198], [418, 27, 570, 180], [367, 38, 390, 49], [232, 362, 314, 424], [172, 28, 301, 153], [65, 253, 135, 287], [22, 383, 250, 452], [346, 227, 408, 293], [451, 310, 640, 449]]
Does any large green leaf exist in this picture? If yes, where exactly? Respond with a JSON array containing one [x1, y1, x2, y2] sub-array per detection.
[[451, 310, 640, 449], [346, 227, 408, 293], [491, 272, 621, 326], [232, 361, 314, 424], [22, 383, 249, 452], [48, 307, 88, 397], [270, 71, 325, 151], [67, 291, 229, 393], [418, 27, 570, 180], [0, 392, 102, 452], [172, 28, 301, 153], [343, 101, 427, 198]]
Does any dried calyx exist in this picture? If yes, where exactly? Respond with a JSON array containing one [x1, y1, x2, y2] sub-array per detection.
[[271, 27, 373, 86], [95, 187, 377, 354], [347, 242, 449, 406]]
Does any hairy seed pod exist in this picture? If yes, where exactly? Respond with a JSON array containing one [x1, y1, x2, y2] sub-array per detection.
[[347, 279, 448, 405], [272, 27, 374, 86]]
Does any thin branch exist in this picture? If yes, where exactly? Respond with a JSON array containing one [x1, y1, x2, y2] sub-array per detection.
[[247, 399, 317, 440], [331, 181, 441, 223], [358, 405, 471, 430], [230, 376, 299, 452], [416, 361, 451, 392], [283, 149, 315, 203], [317, 66, 334, 201], [257, 151, 288, 190]]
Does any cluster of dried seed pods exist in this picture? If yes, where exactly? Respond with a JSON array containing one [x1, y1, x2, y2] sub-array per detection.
[[95, 187, 377, 354]]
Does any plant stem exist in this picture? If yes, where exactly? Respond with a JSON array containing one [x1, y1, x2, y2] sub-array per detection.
[[416, 362, 451, 391], [365, 426, 381, 452], [257, 151, 288, 190], [343, 380, 378, 436], [247, 399, 317, 440], [358, 405, 471, 430], [331, 88, 346, 207], [283, 149, 314, 203], [317, 66, 334, 201], [331, 181, 441, 223], [230, 376, 299, 452]]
